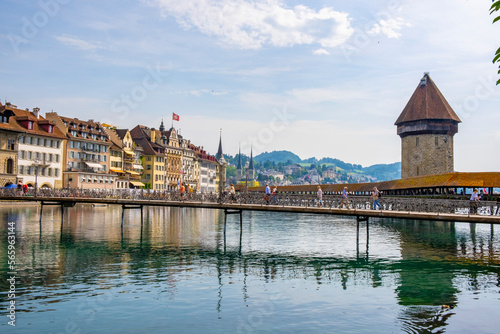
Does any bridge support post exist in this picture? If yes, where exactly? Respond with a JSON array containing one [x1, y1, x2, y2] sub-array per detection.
[[224, 208, 243, 238]]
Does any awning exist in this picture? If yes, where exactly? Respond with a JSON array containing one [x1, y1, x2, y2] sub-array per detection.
[[133, 164, 143, 170], [86, 162, 102, 169], [126, 170, 140, 175], [130, 181, 145, 187], [110, 168, 126, 173], [124, 149, 134, 155]]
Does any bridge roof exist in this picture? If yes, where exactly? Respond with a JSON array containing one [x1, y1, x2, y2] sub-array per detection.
[[249, 172, 500, 193]]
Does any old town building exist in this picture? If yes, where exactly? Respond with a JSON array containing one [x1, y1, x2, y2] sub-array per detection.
[[0, 102, 24, 186], [46, 112, 115, 189], [130, 125, 166, 190]]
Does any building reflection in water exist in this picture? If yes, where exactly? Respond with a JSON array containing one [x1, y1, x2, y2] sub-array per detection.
[[1, 205, 499, 333]]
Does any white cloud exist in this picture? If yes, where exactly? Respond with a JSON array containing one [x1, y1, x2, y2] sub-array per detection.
[[145, 0, 354, 49], [313, 48, 330, 55], [368, 18, 410, 39], [55, 35, 107, 51]]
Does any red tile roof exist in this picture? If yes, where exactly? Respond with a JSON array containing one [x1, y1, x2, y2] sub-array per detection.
[[395, 73, 461, 125]]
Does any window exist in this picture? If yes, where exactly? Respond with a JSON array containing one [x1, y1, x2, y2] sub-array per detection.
[[6, 139, 15, 150], [26, 166, 31, 175], [0, 115, 8, 123], [416, 137, 419, 147], [34, 137, 39, 145], [19, 151, 25, 159], [27, 121, 33, 130], [28, 151, 32, 160], [26, 136, 32, 144], [55, 155, 59, 162], [70, 151, 74, 158], [48, 168, 52, 177], [435, 137, 438, 146], [71, 130, 77, 136], [6, 159, 14, 174], [35, 152, 40, 160], [416, 166, 420, 176], [19, 136, 24, 144], [55, 169, 59, 177], [48, 154, 53, 162], [19, 166, 24, 174], [47, 139, 52, 147]]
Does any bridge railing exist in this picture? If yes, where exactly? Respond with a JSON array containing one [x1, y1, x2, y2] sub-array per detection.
[[0, 188, 498, 216]]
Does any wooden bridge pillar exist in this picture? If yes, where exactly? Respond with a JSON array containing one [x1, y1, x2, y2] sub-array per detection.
[[121, 204, 144, 228]]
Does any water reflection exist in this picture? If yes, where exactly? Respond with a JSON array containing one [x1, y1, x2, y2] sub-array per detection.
[[0, 205, 499, 333]]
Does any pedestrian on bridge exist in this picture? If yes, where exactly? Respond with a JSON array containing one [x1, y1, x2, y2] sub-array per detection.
[[265, 184, 271, 205], [317, 185, 323, 207], [371, 187, 382, 210], [338, 186, 350, 209], [272, 186, 278, 204], [470, 189, 480, 214]]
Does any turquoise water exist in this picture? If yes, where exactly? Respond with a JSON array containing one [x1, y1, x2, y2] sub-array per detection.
[[1, 204, 500, 333]]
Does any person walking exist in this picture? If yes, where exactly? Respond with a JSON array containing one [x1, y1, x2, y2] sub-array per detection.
[[339, 186, 350, 209], [371, 187, 382, 210], [229, 183, 236, 203], [272, 186, 278, 204], [470, 189, 480, 214], [265, 183, 271, 205], [317, 185, 323, 207]]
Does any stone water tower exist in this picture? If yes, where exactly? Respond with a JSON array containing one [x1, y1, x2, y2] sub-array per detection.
[[395, 73, 461, 179]]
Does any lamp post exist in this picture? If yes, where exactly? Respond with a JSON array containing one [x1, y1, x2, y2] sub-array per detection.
[[33, 159, 40, 198]]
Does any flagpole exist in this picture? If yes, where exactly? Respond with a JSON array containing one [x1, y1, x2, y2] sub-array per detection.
[[171, 113, 173, 128]]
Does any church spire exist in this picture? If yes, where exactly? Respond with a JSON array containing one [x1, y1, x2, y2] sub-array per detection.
[[216, 128, 224, 160], [236, 144, 242, 170], [159, 119, 165, 132], [248, 145, 254, 170]]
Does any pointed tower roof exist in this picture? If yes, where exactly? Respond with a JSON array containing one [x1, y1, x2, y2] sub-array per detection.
[[216, 129, 224, 160], [159, 119, 165, 132], [236, 145, 242, 169], [395, 73, 461, 125], [248, 146, 254, 170]]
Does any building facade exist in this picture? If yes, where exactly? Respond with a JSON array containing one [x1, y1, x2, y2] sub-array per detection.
[[46, 112, 116, 189], [0, 103, 22, 186]]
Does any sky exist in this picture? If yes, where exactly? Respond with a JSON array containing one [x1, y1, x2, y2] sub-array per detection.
[[1, 0, 499, 171]]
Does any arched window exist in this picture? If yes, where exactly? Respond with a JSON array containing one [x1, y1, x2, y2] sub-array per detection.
[[6, 158, 14, 174]]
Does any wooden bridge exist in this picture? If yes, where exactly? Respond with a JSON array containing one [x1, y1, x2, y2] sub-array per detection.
[[1, 195, 499, 224]]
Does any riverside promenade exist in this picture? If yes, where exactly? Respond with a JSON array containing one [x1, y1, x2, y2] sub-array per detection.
[[1, 188, 499, 224]]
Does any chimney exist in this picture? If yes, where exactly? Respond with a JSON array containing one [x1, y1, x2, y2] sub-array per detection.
[[33, 107, 40, 118]]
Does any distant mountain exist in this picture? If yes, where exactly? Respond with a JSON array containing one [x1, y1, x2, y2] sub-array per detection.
[[251, 150, 401, 181], [253, 150, 301, 163], [362, 162, 401, 181]]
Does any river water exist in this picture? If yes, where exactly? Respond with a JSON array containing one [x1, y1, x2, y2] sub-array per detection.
[[1, 203, 499, 333]]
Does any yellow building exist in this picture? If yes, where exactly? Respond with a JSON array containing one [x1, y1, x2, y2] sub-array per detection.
[[130, 125, 165, 190]]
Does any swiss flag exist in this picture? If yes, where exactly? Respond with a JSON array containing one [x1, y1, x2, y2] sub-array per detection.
[[172, 113, 180, 121]]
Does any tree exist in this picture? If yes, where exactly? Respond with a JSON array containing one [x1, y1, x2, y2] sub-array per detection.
[[492, 1, 500, 84]]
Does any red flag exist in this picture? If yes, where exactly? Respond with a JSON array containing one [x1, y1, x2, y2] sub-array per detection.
[[172, 113, 180, 121]]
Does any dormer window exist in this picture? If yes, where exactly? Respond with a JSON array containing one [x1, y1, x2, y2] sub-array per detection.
[[1, 115, 8, 123], [48, 125, 53, 133], [71, 130, 77, 136], [27, 121, 33, 130]]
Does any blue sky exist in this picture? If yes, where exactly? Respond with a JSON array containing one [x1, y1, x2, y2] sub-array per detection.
[[1, 0, 499, 171]]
